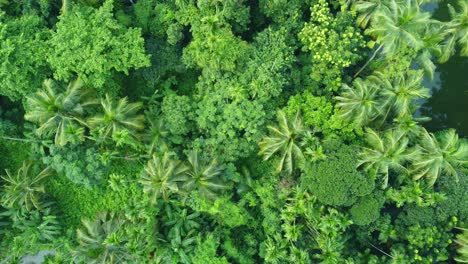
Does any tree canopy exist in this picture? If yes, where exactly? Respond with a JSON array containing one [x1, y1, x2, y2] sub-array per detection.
[[0, 0, 467, 263]]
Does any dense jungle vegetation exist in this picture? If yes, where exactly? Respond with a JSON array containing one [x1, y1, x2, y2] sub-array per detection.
[[0, 0, 467, 263]]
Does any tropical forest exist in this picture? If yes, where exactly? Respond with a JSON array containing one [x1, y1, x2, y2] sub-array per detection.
[[0, 0, 468, 263]]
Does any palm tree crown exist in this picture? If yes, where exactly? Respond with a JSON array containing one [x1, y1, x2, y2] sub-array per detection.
[[180, 150, 226, 199], [25, 78, 97, 146], [73, 212, 131, 264], [411, 128, 468, 186], [1, 160, 53, 211], [440, 0, 468, 62], [139, 152, 189, 202], [358, 128, 412, 188], [366, 0, 431, 57], [369, 70, 430, 119], [259, 110, 305, 175], [354, 0, 390, 28], [88, 95, 145, 141], [335, 78, 380, 126]]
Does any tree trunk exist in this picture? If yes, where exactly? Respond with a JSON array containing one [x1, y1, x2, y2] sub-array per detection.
[[353, 44, 384, 78]]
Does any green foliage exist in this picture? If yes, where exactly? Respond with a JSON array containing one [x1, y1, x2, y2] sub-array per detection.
[[387, 180, 446, 208], [242, 27, 295, 100], [455, 227, 468, 263], [0, 0, 466, 262], [361, 0, 445, 79], [285, 91, 357, 138], [72, 212, 133, 263], [350, 191, 385, 226], [0, 13, 50, 100], [435, 169, 468, 223], [358, 128, 411, 188], [177, 0, 250, 76], [0, 205, 62, 261], [440, 0, 468, 62], [181, 150, 226, 199], [139, 152, 188, 203], [42, 144, 109, 187], [193, 79, 268, 162], [336, 69, 429, 127], [412, 128, 468, 186], [161, 92, 194, 144], [48, 0, 150, 91], [369, 70, 430, 119], [191, 233, 229, 264], [0, 135, 30, 172], [143, 110, 170, 154], [299, 0, 365, 91], [88, 95, 144, 142], [1, 160, 52, 211], [259, 0, 306, 25], [25, 78, 97, 146], [302, 140, 374, 207], [393, 218, 457, 263], [259, 110, 305, 175], [335, 78, 379, 127], [188, 193, 251, 228], [133, 0, 176, 37], [366, 0, 433, 57]]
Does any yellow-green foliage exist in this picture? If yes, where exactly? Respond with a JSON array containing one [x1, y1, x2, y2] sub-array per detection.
[[299, 0, 365, 91]]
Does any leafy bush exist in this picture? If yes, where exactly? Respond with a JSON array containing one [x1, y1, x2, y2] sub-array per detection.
[[301, 141, 374, 207], [42, 144, 109, 187]]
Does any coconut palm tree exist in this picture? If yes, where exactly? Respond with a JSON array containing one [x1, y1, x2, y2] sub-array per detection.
[[354, 0, 436, 77], [0, 161, 53, 211], [73, 212, 132, 264], [143, 111, 170, 154], [411, 128, 468, 186], [24, 78, 97, 146], [391, 115, 429, 139], [440, 0, 468, 63], [259, 110, 305, 175], [455, 227, 468, 263], [353, 0, 390, 28], [335, 78, 380, 126], [358, 128, 412, 188], [369, 70, 430, 120], [88, 95, 145, 142], [180, 150, 226, 199], [366, 0, 430, 57], [139, 152, 188, 203]]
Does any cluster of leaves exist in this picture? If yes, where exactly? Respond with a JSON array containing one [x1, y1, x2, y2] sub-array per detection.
[[299, 0, 366, 91], [48, 0, 150, 91]]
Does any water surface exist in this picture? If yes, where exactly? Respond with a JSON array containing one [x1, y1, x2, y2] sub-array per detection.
[[421, 1, 468, 136]]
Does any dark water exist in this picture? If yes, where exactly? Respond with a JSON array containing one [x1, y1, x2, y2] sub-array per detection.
[[420, 1, 468, 136]]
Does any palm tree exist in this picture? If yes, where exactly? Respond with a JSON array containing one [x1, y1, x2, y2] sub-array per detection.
[[440, 0, 468, 63], [139, 152, 188, 203], [180, 150, 226, 199], [87, 95, 144, 141], [24, 78, 97, 146], [353, 0, 390, 28], [366, 0, 430, 57], [259, 110, 305, 175], [455, 227, 468, 263], [391, 115, 429, 139], [1, 161, 53, 211], [369, 70, 430, 120], [335, 78, 380, 126], [354, 0, 435, 77], [143, 112, 170, 154], [358, 128, 412, 188], [73, 212, 132, 264], [411, 128, 468, 186]]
